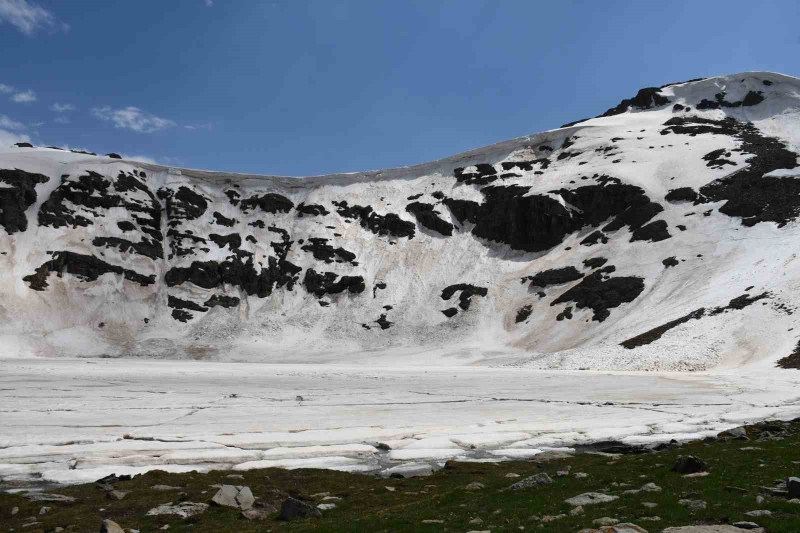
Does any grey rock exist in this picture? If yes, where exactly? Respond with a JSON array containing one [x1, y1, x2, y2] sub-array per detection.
[[465, 481, 485, 490], [210, 485, 254, 510], [242, 508, 272, 520], [642, 502, 658, 508], [569, 505, 585, 516], [565, 492, 619, 506], [100, 519, 125, 533], [25, 493, 76, 503], [504, 472, 553, 491], [11, 506, 19, 515], [108, 490, 128, 500], [577, 524, 648, 533], [724, 486, 748, 494], [541, 514, 566, 522], [678, 498, 707, 511], [593, 517, 619, 526], [719, 426, 748, 439], [662, 527, 764, 533], [732, 522, 763, 530], [744, 510, 771, 517], [151, 485, 182, 491], [317, 503, 337, 510], [278, 496, 321, 521], [39, 506, 51, 515], [147, 502, 209, 518], [788, 476, 800, 498], [755, 495, 764, 504], [672, 455, 707, 474], [574, 472, 589, 478]]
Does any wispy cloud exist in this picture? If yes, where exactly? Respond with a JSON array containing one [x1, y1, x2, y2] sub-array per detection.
[[0, 128, 31, 146], [0, 114, 25, 130], [184, 122, 213, 131], [11, 89, 36, 103], [123, 154, 159, 165], [91, 106, 175, 133], [0, 0, 64, 36], [53, 115, 70, 124], [0, 83, 13, 93], [205, 0, 213, 6], [51, 102, 75, 112]]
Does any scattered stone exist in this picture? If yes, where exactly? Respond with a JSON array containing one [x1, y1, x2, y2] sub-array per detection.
[[151, 485, 182, 491], [733, 523, 763, 530], [422, 519, 444, 524], [100, 520, 125, 533], [788, 498, 800, 504], [24, 493, 76, 503], [321, 495, 341, 501], [11, 506, 19, 515], [541, 514, 566, 522], [565, 492, 619, 506], [575, 472, 589, 478], [684, 471, 710, 478], [505, 473, 520, 478], [385, 486, 396, 492], [108, 490, 128, 500], [505, 472, 553, 491], [310, 492, 330, 498], [577, 524, 648, 533], [278, 496, 321, 521], [719, 426, 748, 439], [226, 474, 244, 479], [317, 503, 336, 511], [672, 455, 707, 474], [744, 510, 771, 517], [469, 517, 484, 524], [210, 485, 254, 510], [755, 495, 764, 504], [678, 499, 707, 511], [570, 505, 585, 516], [147, 502, 209, 518], [465, 481, 485, 490], [642, 502, 658, 508], [242, 508, 272, 520], [663, 527, 763, 532], [640, 516, 661, 521], [22, 523, 41, 528], [39, 506, 51, 515], [594, 517, 620, 526]]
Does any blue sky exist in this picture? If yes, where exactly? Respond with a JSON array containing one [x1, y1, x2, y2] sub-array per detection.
[[0, 0, 798, 176]]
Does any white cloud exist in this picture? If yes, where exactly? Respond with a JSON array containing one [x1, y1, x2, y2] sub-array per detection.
[[0, 0, 62, 35], [91, 106, 175, 133], [184, 122, 213, 131], [0, 83, 13, 93], [0, 128, 31, 146], [0, 114, 25, 130], [205, 0, 213, 6], [123, 154, 158, 165], [51, 102, 74, 112], [53, 115, 70, 124], [11, 89, 36, 103]]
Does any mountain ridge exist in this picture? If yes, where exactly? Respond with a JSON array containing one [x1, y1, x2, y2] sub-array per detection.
[[1, 71, 798, 371]]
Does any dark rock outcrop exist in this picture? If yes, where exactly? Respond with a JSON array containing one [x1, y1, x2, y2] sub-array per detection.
[[25, 251, 156, 291], [551, 272, 645, 322], [303, 269, 365, 298], [441, 284, 488, 311], [0, 168, 49, 234], [405, 202, 453, 236]]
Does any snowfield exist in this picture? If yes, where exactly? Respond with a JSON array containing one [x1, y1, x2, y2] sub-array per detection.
[[1, 71, 800, 486], [1, 358, 799, 488]]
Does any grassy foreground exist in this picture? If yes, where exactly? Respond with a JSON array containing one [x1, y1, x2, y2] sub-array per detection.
[[2, 420, 800, 532]]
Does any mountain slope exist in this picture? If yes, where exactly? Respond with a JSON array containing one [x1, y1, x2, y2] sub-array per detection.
[[1, 71, 799, 370]]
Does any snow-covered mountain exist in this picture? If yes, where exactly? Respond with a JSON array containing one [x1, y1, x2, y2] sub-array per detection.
[[2, 71, 799, 371]]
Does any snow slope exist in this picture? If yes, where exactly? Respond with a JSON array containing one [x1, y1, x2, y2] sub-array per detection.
[[1, 71, 799, 371]]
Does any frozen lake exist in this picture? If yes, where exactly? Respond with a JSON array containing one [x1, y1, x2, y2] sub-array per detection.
[[2, 358, 800, 488]]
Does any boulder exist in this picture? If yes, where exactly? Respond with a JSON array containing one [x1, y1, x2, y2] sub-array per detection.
[[210, 485, 254, 510], [577, 523, 648, 533], [788, 476, 800, 498], [146, 502, 209, 518], [732, 523, 763, 530], [662, 527, 764, 533], [505, 472, 553, 491], [678, 499, 707, 511], [672, 455, 707, 474], [278, 496, 321, 521], [565, 492, 619, 506], [465, 481, 485, 490], [100, 520, 124, 533]]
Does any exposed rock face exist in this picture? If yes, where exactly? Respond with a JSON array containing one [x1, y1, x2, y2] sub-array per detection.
[[2, 72, 800, 367]]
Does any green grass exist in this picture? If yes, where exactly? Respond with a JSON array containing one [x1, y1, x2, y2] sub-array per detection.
[[2, 420, 800, 532]]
